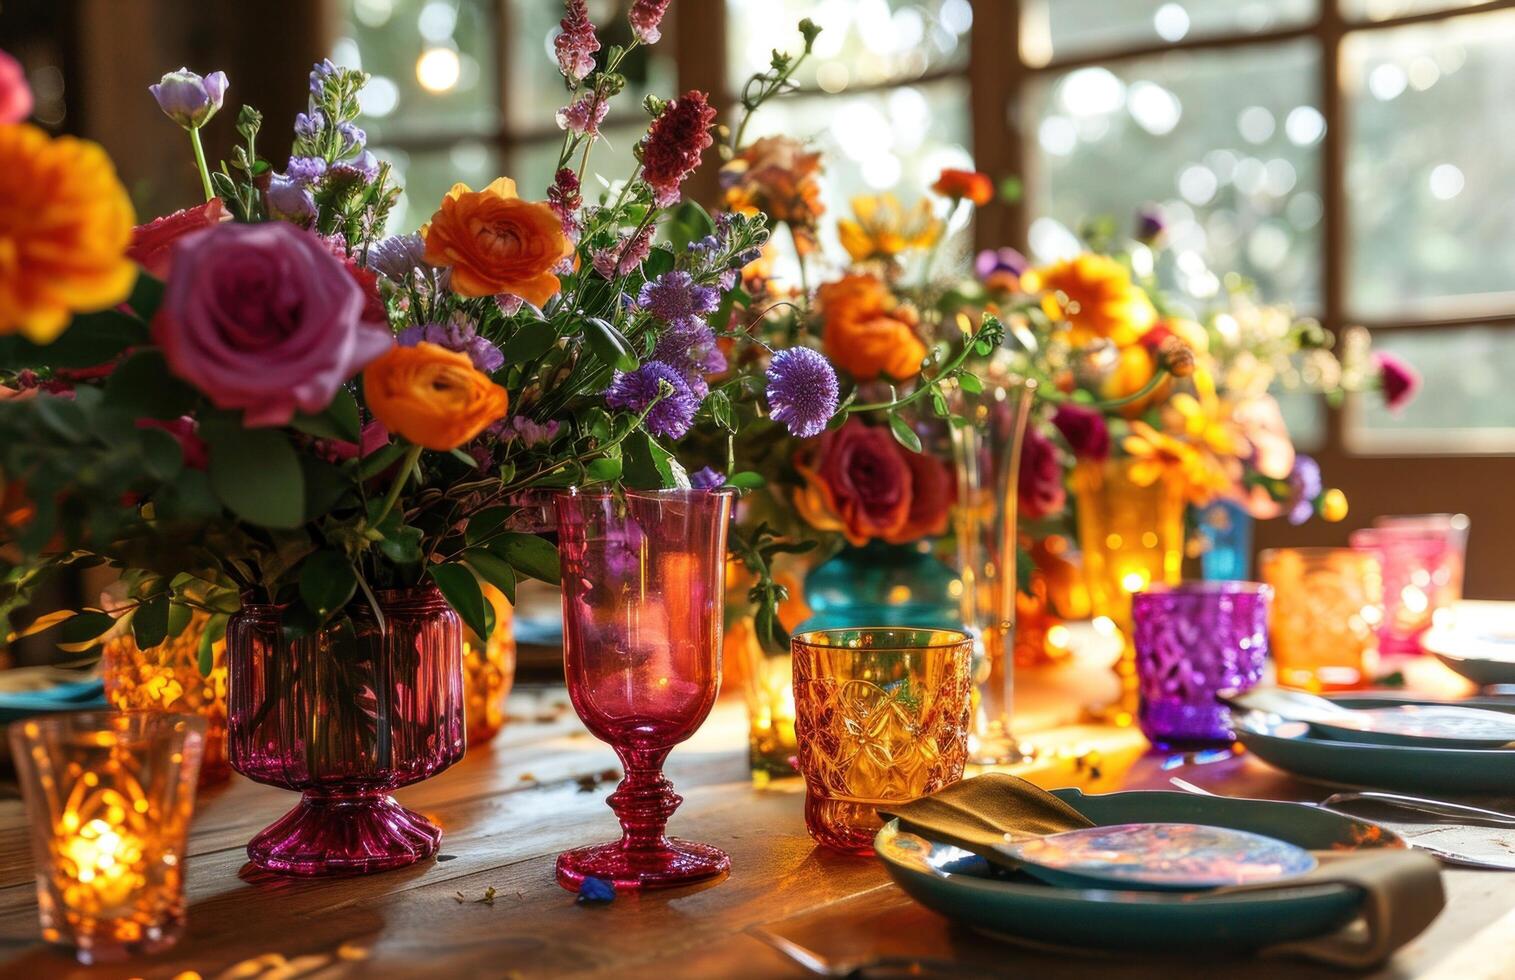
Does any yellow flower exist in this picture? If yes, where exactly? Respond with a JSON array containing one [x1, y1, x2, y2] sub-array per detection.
[[1321, 488, 1349, 522], [837, 194, 942, 263], [1023, 253, 1156, 347], [1122, 421, 1233, 505], [0, 124, 137, 342]]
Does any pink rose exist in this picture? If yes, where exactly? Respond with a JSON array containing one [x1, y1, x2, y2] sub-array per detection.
[[153, 222, 393, 427], [127, 198, 229, 279], [0, 50, 32, 124]]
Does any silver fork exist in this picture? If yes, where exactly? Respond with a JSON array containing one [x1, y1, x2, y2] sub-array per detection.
[[1167, 776, 1515, 869], [751, 927, 997, 979]]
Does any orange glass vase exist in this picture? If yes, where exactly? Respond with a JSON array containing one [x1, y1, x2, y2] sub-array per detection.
[[1071, 458, 1185, 715], [100, 612, 229, 786], [462, 584, 517, 746]]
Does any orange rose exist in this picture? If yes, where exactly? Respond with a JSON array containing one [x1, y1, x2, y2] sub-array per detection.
[[932, 168, 994, 206], [817, 274, 926, 382], [421, 177, 568, 304], [363, 343, 509, 451], [0, 124, 136, 342], [1023, 253, 1156, 347]]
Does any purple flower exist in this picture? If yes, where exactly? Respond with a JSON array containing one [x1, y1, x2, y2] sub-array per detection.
[[286, 155, 327, 185], [266, 174, 316, 226], [336, 121, 366, 157], [765, 347, 840, 439], [1134, 204, 1166, 244], [555, 0, 600, 83], [637, 270, 720, 331], [368, 234, 428, 282], [690, 466, 725, 490], [556, 93, 608, 136], [628, 0, 672, 44], [1287, 455, 1323, 524], [398, 321, 504, 374], [604, 361, 700, 439], [152, 222, 393, 427], [491, 416, 561, 448], [652, 321, 726, 391], [329, 149, 380, 185], [591, 225, 654, 279], [1374, 352, 1420, 412], [604, 520, 645, 580], [975, 247, 1027, 288], [309, 58, 339, 96], [1051, 403, 1110, 461], [149, 68, 228, 129], [294, 109, 325, 139], [495, 294, 525, 316]]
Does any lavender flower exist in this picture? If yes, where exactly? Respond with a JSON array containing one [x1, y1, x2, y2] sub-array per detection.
[[556, 93, 609, 136], [637, 270, 720, 331], [766, 347, 839, 439], [149, 68, 228, 129], [690, 466, 725, 490], [368, 233, 428, 282], [628, 0, 673, 44], [604, 519, 645, 580], [604, 361, 700, 439], [398, 321, 505, 374], [336, 121, 366, 157], [286, 155, 327, 185], [491, 416, 561, 448], [294, 109, 325, 139], [555, 0, 600, 83], [309, 58, 339, 96], [1287, 455, 1323, 525], [328, 149, 380, 185], [265, 174, 316, 226]]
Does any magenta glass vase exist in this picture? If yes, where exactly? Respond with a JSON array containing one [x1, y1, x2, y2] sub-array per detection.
[[554, 488, 734, 892], [226, 587, 465, 876]]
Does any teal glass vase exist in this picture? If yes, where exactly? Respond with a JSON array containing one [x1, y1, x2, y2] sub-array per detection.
[[800, 540, 962, 632]]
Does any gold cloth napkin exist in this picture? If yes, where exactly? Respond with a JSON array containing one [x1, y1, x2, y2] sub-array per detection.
[[880, 773, 1445, 969]]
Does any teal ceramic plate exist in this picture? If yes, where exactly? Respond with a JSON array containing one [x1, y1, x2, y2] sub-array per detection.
[[1307, 703, 1515, 749], [1236, 696, 1515, 794], [876, 788, 1402, 955], [0, 678, 106, 725], [998, 822, 1317, 891], [1423, 624, 1515, 688]]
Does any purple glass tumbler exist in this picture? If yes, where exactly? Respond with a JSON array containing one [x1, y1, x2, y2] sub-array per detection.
[[1131, 581, 1272, 749]]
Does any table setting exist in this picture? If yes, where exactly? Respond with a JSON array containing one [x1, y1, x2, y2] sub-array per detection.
[[1, 1, 1515, 976]]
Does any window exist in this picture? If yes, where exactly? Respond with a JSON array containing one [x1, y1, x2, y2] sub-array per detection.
[[339, 0, 1515, 453]]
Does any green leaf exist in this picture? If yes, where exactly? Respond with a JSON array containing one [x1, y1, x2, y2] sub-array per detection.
[[724, 471, 765, 490], [165, 600, 193, 638], [355, 441, 407, 480], [58, 611, 116, 646], [622, 430, 675, 489], [640, 246, 676, 280], [585, 456, 622, 484], [490, 532, 561, 585], [205, 426, 306, 529], [583, 317, 638, 372], [132, 594, 170, 650], [888, 413, 923, 454], [153, 468, 222, 522], [198, 613, 228, 676], [377, 524, 424, 564], [0, 310, 148, 371], [957, 372, 983, 394], [290, 388, 361, 443], [302, 457, 354, 520], [463, 548, 517, 606], [299, 550, 357, 618], [137, 426, 185, 482], [429, 562, 492, 641], [33, 396, 90, 443], [464, 506, 514, 546], [102, 350, 198, 420], [126, 273, 165, 321], [502, 319, 557, 362]]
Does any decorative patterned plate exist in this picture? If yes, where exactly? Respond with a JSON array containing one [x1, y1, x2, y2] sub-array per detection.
[[875, 788, 1404, 955], [997, 822, 1317, 891], [1235, 696, 1515, 794]]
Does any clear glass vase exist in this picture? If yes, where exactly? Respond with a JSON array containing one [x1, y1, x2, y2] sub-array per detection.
[[226, 587, 466, 876]]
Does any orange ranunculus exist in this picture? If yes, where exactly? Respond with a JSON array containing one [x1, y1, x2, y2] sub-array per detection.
[[0, 124, 136, 342], [363, 342, 509, 451], [721, 135, 826, 253], [817, 273, 926, 382], [421, 177, 568, 304], [836, 193, 942, 264], [1022, 253, 1156, 348], [932, 168, 994, 206]]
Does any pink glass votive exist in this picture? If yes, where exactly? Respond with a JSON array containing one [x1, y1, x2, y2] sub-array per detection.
[[1352, 515, 1469, 654]]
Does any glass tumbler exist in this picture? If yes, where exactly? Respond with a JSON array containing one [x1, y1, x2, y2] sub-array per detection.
[[10, 711, 205, 964], [792, 628, 974, 855], [1132, 582, 1272, 748], [1260, 548, 1383, 690], [1354, 514, 1470, 654]]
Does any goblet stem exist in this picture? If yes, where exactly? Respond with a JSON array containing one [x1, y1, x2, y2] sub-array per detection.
[[609, 748, 680, 854]]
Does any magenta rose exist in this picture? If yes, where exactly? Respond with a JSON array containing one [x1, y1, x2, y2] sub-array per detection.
[[1374, 351, 1420, 412], [153, 222, 393, 426], [1051, 403, 1111, 461], [1018, 424, 1066, 520]]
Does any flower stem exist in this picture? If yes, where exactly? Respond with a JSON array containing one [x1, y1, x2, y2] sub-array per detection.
[[189, 127, 215, 202], [372, 444, 424, 529]]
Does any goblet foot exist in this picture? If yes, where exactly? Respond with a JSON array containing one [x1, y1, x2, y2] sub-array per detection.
[[247, 791, 441, 876], [555, 838, 730, 892]]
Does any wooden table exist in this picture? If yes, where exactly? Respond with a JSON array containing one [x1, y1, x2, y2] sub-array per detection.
[[2, 650, 1514, 979]]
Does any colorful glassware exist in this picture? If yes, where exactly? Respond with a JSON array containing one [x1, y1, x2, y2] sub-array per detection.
[[1198, 498, 1254, 581], [734, 619, 799, 781], [1131, 581, 1272, 748], [792, 627, 974, 855], [226, 587, 465, 875], [462, 583, 517, 745], [1352, 514, 1469, 655], [10, 712, 205, 964], [100, 611, 230, 786], [1259, 548, 1383, 690], [553, 488, 734, 891]]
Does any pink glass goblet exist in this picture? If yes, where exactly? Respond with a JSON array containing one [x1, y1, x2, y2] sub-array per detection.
[[553, 488, 734, 892]]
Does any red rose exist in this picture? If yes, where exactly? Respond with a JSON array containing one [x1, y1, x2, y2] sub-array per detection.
[[1051, 403, 1111, 461], [126, 198, 229, 280], [794, 418, 955, 545], [1017, 424, 1066, 520]]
